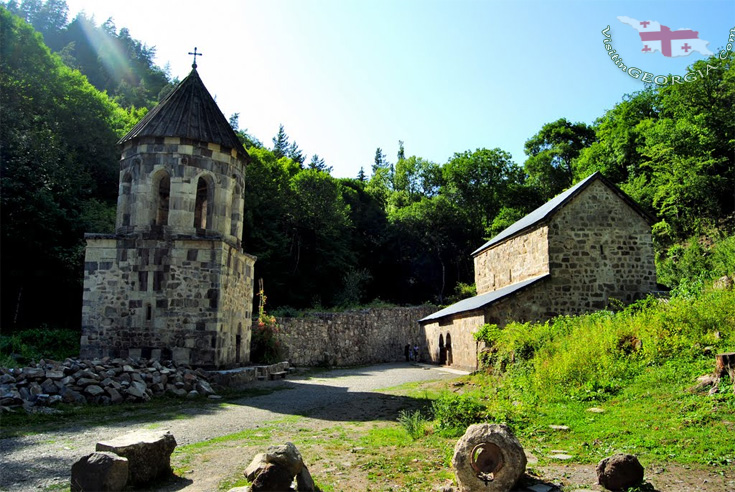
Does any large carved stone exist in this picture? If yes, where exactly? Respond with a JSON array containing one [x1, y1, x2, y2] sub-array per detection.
[[452, 424, 526, 492], [96, 430, 176, 486], [70, 451, 128, 492]]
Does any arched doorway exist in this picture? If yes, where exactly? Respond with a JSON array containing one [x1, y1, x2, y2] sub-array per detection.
[[439, 334, 446, 365], [235, 323, 242, 364], [446, 333, 453, 366]]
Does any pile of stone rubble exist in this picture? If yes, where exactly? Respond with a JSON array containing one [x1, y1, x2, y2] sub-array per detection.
[[0, 357, 219, 413]]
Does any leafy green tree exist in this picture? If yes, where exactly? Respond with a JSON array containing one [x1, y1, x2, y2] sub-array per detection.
[[397, 140, 406, 161], [373, 147, 388, 174], [308, 154, 331, 173], [287, 141, 305, 166], [392, 156, 442, 207], [287, 170, 355, 306], [389, 196, 475, 303], [575, 88, 659, 184], [443, 148, 526, 237], [524, 118, 596, 200], [1, 8, 135, 328]]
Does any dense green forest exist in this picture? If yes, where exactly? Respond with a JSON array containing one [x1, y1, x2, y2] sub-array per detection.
[[1, 1, 734, 333]]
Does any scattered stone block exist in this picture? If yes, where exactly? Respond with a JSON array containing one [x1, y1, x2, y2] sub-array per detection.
[[85, 385, 105, 397], [596, 453, 644, 490], [70, 451, 128, 492], [96, 430, 177, 486], [245, 443, 316, 492], [265, 442, 305, 476], [244, 452, 268, 481], [296, 466, 316, 491], [251, 462, 293, 491], [195, 380, 216, 396], [452, 424, 526, 491]]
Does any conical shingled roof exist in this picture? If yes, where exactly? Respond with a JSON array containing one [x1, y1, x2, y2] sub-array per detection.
[[118, 68, 248, 159]]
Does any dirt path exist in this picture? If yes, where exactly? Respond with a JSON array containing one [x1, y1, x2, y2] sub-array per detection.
[[0, 363, 462, 491]]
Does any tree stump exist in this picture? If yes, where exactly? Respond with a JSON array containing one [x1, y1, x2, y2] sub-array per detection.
[[716, 352, 735, 393]]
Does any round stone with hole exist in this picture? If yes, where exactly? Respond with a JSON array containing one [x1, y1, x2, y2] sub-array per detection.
[[451, 423, 527, 492]]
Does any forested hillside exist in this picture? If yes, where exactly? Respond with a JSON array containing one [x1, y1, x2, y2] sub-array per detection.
[[1, 1, 734, 333]]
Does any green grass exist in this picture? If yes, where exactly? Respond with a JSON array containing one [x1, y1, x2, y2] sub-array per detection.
[[435, 285, 735, 470]]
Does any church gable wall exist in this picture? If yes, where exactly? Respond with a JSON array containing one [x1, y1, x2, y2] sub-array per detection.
[[546, 179, 657, 311]]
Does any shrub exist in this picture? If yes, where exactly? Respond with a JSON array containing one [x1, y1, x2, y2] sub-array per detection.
[[657, 233, 735, 288], [431, 393, 487, 436], [493, 284, 735, 404], [0, 326, 79, 367], [397, 409, 429, 440], [250, 287, 283, 364]]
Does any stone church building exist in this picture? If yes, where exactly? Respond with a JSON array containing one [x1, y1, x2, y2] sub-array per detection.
[[420, 172, 657, 371], [80, 65, 256, 368]]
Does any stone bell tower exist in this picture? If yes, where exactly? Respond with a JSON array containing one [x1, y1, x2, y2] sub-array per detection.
[[80, 60, 256, 368]]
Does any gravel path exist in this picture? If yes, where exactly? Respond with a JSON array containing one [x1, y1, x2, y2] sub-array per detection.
[[0, 362, 463, 491]]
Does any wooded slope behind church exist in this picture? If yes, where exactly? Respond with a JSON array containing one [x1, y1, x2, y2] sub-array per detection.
[[80, 65, 256, 368], [421, 172, 657, 371]]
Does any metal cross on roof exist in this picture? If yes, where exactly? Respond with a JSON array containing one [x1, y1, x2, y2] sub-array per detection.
[[188, 47, 203, 69]]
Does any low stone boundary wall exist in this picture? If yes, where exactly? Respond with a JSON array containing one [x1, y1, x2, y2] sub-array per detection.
[[278, 306, 436, 367], [0, 358, 290, 413]]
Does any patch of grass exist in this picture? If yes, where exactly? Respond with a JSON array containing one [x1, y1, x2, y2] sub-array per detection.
[[397, 409, 429, 440], [0, 325, 79, 367]]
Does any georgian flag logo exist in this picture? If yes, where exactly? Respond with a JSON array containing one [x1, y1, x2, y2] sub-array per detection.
[[618, 16, 714, 57]]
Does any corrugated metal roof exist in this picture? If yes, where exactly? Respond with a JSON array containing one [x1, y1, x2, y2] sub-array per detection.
[[418, 274, 549, 323], [471, 172, 653, 256], [118, 68, 248, 159], [472, 173, 599, 256]]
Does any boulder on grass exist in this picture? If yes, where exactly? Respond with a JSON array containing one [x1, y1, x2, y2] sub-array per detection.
[[245, 443, 316, 492], [596, 453, 644, 490], [70, 451, 128, 492], [96, 430, 176, 486]]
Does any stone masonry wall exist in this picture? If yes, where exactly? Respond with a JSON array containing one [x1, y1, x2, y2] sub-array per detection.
[[278, 306, 436, 367], [429, 179, 657, 370], [474, 226, 549, 295], [116, 137, 245, 249], [423, 310, 486, 372], [545, 179, 657, 313], [81, 236, 255, 368]]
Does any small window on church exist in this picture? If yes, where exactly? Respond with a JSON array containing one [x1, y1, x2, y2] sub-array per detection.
[[156, 173, 170, 226], [194, 177, 209, 230]]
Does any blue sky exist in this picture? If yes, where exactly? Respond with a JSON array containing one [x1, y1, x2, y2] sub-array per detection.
[[63, 0, 734, 178]]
